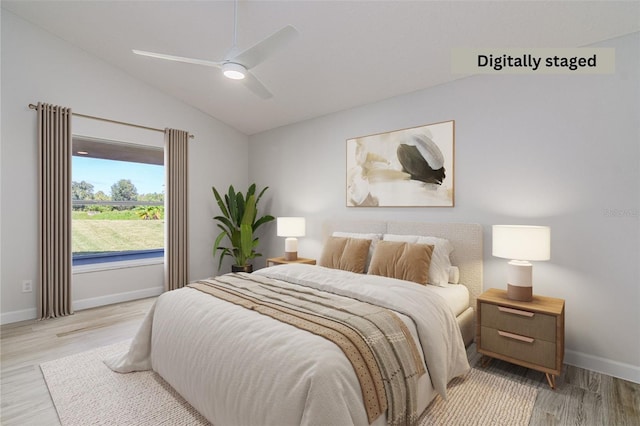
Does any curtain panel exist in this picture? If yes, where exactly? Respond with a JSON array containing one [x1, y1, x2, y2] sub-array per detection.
[[38, 102, 73, 319], [164, 129, 189, 291]]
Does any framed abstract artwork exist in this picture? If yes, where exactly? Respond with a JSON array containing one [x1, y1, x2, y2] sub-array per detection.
[[346, 120, 454, 207]]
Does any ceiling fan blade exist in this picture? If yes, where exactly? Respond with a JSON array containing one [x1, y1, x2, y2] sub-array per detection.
[[242, 71, 273, 99], [232, 25, 298, 69], [132, 49, 223, 68]]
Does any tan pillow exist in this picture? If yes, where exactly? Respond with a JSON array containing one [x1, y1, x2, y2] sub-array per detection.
[[319, 236, 372, 273], [368, 240, 434, 285]]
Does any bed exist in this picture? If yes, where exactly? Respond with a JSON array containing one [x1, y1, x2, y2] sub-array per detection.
[[106, 221, 483, 426]]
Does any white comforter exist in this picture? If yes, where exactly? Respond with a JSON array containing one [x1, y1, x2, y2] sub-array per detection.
[[106, 264, 469, 426]]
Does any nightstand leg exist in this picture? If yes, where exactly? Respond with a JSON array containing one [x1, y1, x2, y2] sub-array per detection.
[[480, 355, 492, 368], [545, 373, 556, 390]]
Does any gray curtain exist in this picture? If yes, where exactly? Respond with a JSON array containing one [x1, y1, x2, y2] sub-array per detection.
[[38, 103, 73, 319], [164, 128, 189, 291]]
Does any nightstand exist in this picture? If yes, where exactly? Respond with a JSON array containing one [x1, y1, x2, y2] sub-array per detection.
[[476, 288, 565, 389], [266, 257, 316, 267]]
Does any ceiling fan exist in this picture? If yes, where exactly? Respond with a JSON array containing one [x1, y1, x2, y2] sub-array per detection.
[[132, 0, 298, 99]]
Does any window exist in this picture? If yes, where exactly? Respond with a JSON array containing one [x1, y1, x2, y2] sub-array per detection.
[[71, 136, 164, 266]]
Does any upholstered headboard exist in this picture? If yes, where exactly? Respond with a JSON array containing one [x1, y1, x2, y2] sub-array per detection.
[[322, 220, 483, 310]]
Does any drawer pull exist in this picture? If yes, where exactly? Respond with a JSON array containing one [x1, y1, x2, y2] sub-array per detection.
[[498, 306, 534, 317], [498, 330, 534, 343]]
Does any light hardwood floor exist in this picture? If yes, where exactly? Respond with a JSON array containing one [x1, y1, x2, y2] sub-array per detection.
[[1, 297, 638, 425], [1, 298, 155, 425], [467, 345, 639, 426]]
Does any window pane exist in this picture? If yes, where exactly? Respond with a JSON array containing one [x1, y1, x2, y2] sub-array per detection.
[[72, 138, 164, 262]]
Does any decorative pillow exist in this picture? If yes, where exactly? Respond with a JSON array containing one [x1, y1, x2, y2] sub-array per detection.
[[332, 232, 382, 272], [382, 234, 454, 286], [319, 236, 372, 273], [367, 240, 434, 285]]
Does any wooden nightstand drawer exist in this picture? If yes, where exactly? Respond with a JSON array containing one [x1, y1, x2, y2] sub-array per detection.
[[480, 326, 556, 369], [480, 302, 556, 342]]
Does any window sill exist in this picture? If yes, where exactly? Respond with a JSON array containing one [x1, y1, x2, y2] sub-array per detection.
[[73, 257, 164, 275]]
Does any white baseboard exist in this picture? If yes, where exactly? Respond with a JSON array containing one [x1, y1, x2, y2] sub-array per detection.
[[72, 287, 163, 311], [0, 287, 163, 325], [565, 349, 640, 384], [0, 307, 38, 325]]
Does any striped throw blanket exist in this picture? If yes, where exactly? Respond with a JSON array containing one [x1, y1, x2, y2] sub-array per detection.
[[190, 272, 426, 425]]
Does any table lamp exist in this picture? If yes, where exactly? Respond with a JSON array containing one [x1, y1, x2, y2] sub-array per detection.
[[277, 217, 306, 261], [492, 225, 550, 302]]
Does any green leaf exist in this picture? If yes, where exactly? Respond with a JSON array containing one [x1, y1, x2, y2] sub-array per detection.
[[227, 186, 237, 225], [253, 214, 275, 232], [256, 185, 269, 204], [211, 186, 229, 219], [247, 183, 256, 197], [235, 192, 245, 226], [240, 223, 253, 263], [242, 195, 256, 225], [213, 215, 234, 232], [213, 231, 229, 271]]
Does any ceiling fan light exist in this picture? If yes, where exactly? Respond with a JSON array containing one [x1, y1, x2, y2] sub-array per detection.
[[222, 63, 246, 80]]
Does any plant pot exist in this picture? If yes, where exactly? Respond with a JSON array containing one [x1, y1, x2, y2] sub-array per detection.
[[232, 264, 253, 273]]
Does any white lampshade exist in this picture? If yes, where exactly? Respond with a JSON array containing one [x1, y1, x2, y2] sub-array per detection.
[[277, 217, 306, 237], [277, 217, 306, 261], [492, 225, 550, 302], [492, 225, 550, 261]]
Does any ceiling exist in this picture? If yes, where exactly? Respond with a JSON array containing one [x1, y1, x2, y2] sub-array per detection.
[[73, 136, 164, 165], [3, 1, 639, 135]]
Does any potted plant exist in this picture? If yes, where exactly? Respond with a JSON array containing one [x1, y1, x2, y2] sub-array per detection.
[[212, 183, 275, 273]]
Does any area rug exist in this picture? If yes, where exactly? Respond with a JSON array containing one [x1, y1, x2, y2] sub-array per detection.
[[41, 341, 210, 425], [419, 368, 538, 425], [41, 341, 537, 425]]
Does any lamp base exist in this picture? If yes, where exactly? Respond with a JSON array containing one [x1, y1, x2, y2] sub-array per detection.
[[507, 284, 532, 302], [506, 260, 533, 302], [284, 251, 298, 261], [283, 237, 298, 261]]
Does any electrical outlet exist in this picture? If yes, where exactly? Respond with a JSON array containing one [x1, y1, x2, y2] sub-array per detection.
[[22, 280, 33, 293]]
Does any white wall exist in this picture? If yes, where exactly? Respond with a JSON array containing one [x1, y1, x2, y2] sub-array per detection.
[[1, 11, 249, 322], [249, 33, 640, 383]]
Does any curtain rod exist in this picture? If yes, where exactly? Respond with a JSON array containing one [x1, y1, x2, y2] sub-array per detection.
[[28, 104, 194, 139]]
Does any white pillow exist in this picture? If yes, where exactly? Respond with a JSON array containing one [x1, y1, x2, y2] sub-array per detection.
[[382, 234, 454, 286], [449, 266, 460, 284], [332, 232, 382, 272]]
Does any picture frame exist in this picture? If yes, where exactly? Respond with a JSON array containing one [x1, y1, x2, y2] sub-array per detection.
[[346, 120, 454, 207]]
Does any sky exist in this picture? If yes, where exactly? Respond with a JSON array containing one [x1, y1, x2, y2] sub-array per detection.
[[73, 157, 164, 195]]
